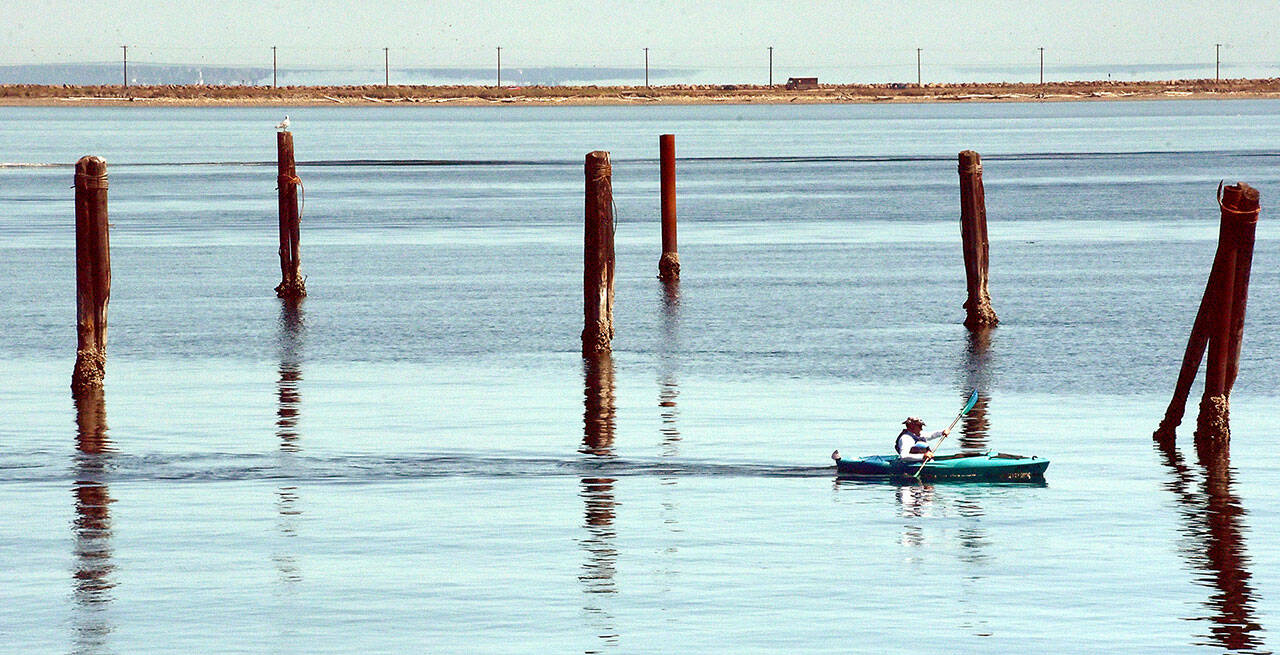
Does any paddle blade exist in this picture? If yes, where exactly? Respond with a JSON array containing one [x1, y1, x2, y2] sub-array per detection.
[[961, 390, 980, 415]]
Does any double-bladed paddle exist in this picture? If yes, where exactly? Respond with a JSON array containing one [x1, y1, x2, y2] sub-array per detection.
[[912, 389, 980, 479]]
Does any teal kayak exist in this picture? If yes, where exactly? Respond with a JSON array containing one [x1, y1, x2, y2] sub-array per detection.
[[835, 452, 1049, 481]]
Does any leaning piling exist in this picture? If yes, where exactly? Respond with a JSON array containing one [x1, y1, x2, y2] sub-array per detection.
[[72, 156, 111, 393], [275, 131, 306, 298], [657, 134, 680, 282], [583, 151, 615, 356], [1194, 183, 1259, 448], [958, 151, 998, 328], [1155, 183, 1260, 448]]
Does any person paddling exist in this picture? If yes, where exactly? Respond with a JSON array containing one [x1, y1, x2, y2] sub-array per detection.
[[896, 417, 948, 463]]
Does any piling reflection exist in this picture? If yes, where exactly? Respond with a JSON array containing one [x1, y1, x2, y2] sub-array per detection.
[[658, 278, 681, 455], [276, 298, 305, 453], [581, 354, 616, 457], [1156, 438, 1264, 652], [273, 298, 305, 594], [656, 279, 683, 602], [580, 353, 619, 651], [957, 326, 994, 452], [273, 487, 302, 586], [953, 495, 990, 566], [72, 387, 115, 654]]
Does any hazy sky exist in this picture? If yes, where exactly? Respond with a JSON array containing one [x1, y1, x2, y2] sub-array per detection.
[[4, 0, 1278, 73]]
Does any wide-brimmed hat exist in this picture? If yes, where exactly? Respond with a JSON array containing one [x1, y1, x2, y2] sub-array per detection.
[[902, 416, 925, 426]]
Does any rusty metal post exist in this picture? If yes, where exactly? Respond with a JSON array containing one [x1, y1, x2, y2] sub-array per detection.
[[958, 151, 997, 328], [583, 151, 615, 356], [1194, 183, 1260, 447], [275, 131, 306, 298], [72, 156, 111, 393], [657, 134, 680, 282]]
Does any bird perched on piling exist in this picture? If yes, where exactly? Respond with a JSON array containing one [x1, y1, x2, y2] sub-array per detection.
[[276, 115, 290, 131]]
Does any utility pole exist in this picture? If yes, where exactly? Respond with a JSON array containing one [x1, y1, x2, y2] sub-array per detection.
[[1038, 47, 1045, 84], [384, 47, 389, 86], [644, 47, 649, 87], [121, 45, 128, 89], [768, 46, 773, 86], [917, 48, 922, 85], [1215, 43, 1222, 81], [497, 46, 502, 86]]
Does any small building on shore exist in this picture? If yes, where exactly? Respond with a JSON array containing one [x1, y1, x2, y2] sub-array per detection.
[[785, 77, 818, 90]]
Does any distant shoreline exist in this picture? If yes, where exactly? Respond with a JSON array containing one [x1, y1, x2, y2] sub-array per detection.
[[3, 79, 1280, 106]]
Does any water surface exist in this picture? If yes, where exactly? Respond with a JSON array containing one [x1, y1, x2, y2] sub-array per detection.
[[2, 100, 1279, 653]]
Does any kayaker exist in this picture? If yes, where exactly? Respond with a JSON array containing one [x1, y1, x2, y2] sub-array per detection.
[[896, 417, 948, 463]]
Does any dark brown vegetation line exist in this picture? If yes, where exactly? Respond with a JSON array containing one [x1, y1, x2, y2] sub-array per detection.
[[4, 78, 1280, 105]]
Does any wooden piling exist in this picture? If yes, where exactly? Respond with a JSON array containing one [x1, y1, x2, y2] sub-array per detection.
[[958, 151, 998, 328], [1223, 184, 1260, 398], [658, 134, 680, 281], [1153, 261, 1224, 442], [1194, 183, 1260, 447], [275, 131, 306, 298], [72, 157, 111, 393], [583, 151, 615, 356], [1156, 183, 1259, 445]]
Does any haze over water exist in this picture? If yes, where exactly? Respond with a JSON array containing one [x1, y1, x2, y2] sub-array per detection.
[[2, 101, 1280, 653]]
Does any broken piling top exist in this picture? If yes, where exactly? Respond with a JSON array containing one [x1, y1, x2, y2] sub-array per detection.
[[72, 156, 111, 392], [958, 150, 997, 328], [583, 151, 615, 356]]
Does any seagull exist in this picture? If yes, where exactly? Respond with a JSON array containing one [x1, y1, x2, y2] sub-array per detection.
[[276, 115, 290, 131]]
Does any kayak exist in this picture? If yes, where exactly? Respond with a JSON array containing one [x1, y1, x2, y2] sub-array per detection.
[[835, 452, 1049, 481]]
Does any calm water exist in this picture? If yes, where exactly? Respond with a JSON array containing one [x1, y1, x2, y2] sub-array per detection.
[[2, 101, 1280, 653]]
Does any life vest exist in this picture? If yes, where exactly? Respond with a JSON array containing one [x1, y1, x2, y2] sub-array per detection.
[[895, 429, 911, 454], [896, 429, 928, 455]]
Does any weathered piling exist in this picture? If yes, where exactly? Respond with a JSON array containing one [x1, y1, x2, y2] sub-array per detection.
[[1222, 185, 1260, 399], [583, 151, 615, 356], [958, 151, 998, 328], [657, 134, 680, 281], [1195, 183, 1260, 447], [1155, 183, 1260, 446], [72, 157, 111, 393], [275, 131, 306, 298]]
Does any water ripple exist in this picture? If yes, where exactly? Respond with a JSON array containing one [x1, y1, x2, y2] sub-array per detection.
[[0, 452, 838, 484]]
